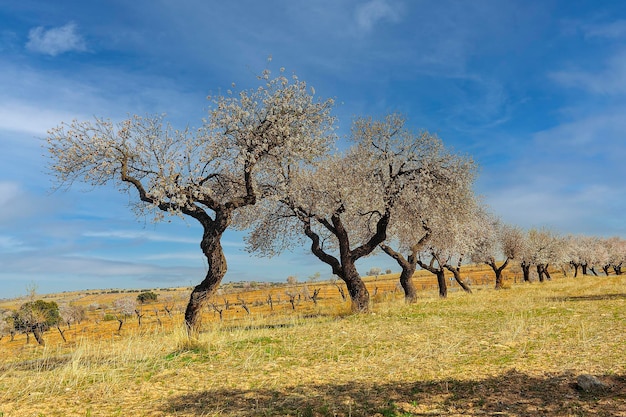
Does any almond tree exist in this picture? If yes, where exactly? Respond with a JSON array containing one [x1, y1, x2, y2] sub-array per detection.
[[47, 69, 335, 333], [604, 237, 626, 275], [113, 297, 136, 332], [521, 228, 564, 282], [565, 234, 586, 277], [471, 216, 525, 289], [414, 210, 480, 298], [240, 114, 443, 312], [380, 148, 477, 302], [565, 234, 603, 277], [0, 309, 12, 342]]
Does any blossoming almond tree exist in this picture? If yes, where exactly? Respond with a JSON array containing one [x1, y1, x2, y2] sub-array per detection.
[[471, 214, 525, 289], [240, 114, 441, 312], [47, 69, 335, 333], [380, 144, 478, 302]]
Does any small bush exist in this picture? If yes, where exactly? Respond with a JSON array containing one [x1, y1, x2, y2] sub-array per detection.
[[137, 291, 158, 304], [102, 313, 116, 321]]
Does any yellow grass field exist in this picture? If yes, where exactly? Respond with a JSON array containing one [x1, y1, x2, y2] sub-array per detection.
[[0, 267, 624, 416]]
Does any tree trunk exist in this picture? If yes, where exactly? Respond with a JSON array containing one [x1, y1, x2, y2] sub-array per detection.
[[571, 262, 580, 277], [488, 258, 510, 290], [451, 269, 472, 293], [613, 264, 622, 275], [399, 264, 418, 302], [32, 327, 45, 346], [521, 262, 531, 282], [589, 267, 598, 276], [184, 232, 227, 334], [380, 244, 418, 303], [536, 264, 545, 282], [341, 263, 370, 312], [445, 264, 472, 293], [436, 270, 447, 298], [581, 263, 588, 275], [417, 255, 447, 298], [56, 325, 67, 343]]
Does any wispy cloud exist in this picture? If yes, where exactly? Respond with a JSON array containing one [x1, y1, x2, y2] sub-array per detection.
[[581, 19, 626, 39], [0, 101, 81, 135], [550, 50, 626, 95], [26, 22, 86, 56], [0, 235, 31, 253], [83, 230, 198, 245], [355, 0, 402, 32]]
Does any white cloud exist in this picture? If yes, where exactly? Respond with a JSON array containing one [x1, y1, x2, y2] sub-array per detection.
[[0, 181, 44, 225], [83, 230, 198, 244], [582, 19, 626, 39], [26, 22, 87, 56], [533, 110, 626, 149], [550, 51, 626, 95], [0, 235, 30, 253], [0, 101, 81, 135], [355, 0, 401, 32]]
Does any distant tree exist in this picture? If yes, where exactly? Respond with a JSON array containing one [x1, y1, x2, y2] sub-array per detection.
[[113, 297, 136, 332], [329, 275, 347, 301], [604, 237, 626, 275], [59, 304, 87, 329], [12, 300, 61, 345], [521, 228, 564, 282], [237, 297, 250, 315], [566, 234, 590, 277], [137, 291, 158, 304], [307, 272, 321, 283], [162, 295, 176, 318], [310, 288, 321, 305], [471, 216, 525, 289], [366, 267, 382, 277], [47, 68, 335, 335], [0, 309, 13, 342]]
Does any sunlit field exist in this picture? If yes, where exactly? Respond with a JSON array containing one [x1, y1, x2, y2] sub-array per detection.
[[1, 268, 624, 416]]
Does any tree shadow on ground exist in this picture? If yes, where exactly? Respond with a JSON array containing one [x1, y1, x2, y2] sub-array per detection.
[[549, 293, 626, 302], [163, 369, 625, 416]]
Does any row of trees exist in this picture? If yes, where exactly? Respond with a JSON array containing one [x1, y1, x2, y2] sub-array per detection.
[[4, 230, 622, 345], [46, 67, 622, 334], [0, 300, 87, 345]]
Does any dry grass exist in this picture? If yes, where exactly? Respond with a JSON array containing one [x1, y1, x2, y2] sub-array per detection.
[[0, 272, 625, 416]]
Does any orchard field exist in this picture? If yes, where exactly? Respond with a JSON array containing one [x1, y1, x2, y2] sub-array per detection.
[[0, 268, 625, 416]]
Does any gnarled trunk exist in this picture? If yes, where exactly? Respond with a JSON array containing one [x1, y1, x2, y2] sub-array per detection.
[[341, 263, 370, 312], [380, 244, 418, 303], [436, 270, 447, 298], [185, 232, 227, 334], [536, 264, 545, 282], [446, 265, 472, 293], [399, 264, 418, 302], [444, 256, 472, 294], [488, 258, 509, 290], [521, 261, 531, 282], [417, 255, 447, 298], [32, 327, 45, 346]]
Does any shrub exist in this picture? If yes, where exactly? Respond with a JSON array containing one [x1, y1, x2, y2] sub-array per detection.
[[137, 291, 158, 304]]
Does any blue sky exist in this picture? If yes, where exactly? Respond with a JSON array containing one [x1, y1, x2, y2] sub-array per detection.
[[1, 1, 625, 298]]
